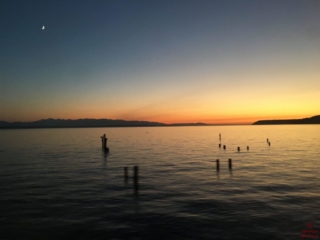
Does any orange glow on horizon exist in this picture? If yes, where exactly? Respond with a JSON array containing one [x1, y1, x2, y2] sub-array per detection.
[[115, 113, 316, 125], [2, 97, 318, 125], [1, 112, 317, 125]]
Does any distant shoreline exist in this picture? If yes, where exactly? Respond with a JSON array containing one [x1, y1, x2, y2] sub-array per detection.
[[252, 115, 320, 125], [2, 124, 319, 129], [1, 115, 319, 129], [0, 125, 215, 129], [0, 118, 214, 129]]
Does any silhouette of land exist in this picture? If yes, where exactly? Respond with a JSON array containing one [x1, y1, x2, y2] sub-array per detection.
[[2, 116, 319, 128], [0, 118, 210, 129], [253, 115, 320, 125]]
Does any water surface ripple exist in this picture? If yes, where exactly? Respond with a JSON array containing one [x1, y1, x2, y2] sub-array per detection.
[[0, 126, 319, 239]]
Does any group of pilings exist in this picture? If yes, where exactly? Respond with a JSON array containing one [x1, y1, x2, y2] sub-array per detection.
[[99, 133, 272, 188], [216, 159, 232, 171], [237, 146, 249, 152], [100, 134, 138, 191], [217, 133, 233, 171], [267, 138, 271, 146], [218, 134, 271, 152], [101, 134, 109, 153], [218, 144, 249, 152], [124, 166, 139, 191]]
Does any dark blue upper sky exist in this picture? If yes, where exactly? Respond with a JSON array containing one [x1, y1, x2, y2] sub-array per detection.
[[1, 0, 320, 123]]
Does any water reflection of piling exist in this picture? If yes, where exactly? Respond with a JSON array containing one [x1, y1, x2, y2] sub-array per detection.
[[101, 135, 105, 149], [124, 167, 128, 182], [229, 159, 232, 170], [219, 143, 221, 148], [134, 166, 139, 191], [216, 159, 220, 171], [247, 146, 249, 151]]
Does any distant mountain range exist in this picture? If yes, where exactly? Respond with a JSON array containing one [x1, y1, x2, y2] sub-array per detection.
[[2, 115, 318, 128], [252, 115, 320, 125], [0, 118, 209, 129]]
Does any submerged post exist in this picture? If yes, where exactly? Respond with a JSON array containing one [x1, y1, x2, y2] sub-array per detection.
[[228, 158, 232, 170], [216, 159, 220, 171], [268, 142, 271, 146], [237, 147, 240, 152], [219, 143, 221, 148], [223, 145, 226, 150], [247, 146, 249, 151]]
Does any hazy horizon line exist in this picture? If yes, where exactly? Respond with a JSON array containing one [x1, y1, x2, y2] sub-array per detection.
[[0, 117, 252, 125], [1, 115, 319, 127]]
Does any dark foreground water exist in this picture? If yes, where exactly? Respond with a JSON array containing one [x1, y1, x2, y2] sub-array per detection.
[[0, 125, 319, 239]]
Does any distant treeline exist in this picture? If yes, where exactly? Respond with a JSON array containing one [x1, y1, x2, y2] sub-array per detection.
[[0, 118, 208, 129], [252, 115, 320, 125]]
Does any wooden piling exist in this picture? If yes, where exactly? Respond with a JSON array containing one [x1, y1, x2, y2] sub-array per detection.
[[268, 142, 271, 146], [237, 147, 240, 152], [223, 145, 226, 150], [228, 159, 232, 170], [101, 134, 109, 153], [216, 159, 220, 171], [219, 143, 221, 148], [247, 146, 249, 151]]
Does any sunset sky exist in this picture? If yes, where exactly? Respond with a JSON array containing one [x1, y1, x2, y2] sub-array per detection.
[[1, 0, 320, 124]]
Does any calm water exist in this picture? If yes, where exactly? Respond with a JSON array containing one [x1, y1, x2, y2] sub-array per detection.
[[0, 125, 319, 239]]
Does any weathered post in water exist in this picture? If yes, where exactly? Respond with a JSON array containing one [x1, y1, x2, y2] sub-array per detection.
[[216, 159, 220, 171], [101, 134, 108, 152], [219, 143, 221, 148], [223, 145, 226, 150], [237, 147, 240, 152], [228, 159, 232, 170], [247, 146, 249, 151], [101, 134, 109, 153]]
